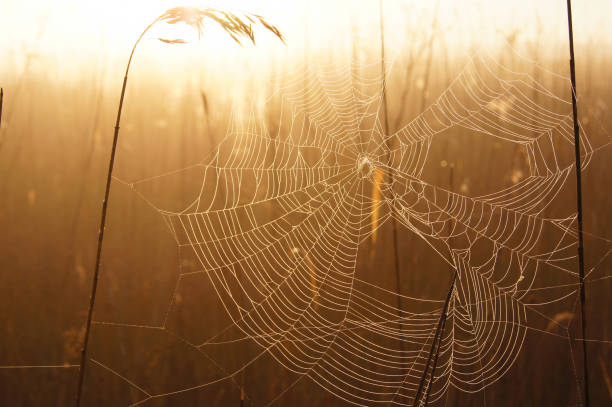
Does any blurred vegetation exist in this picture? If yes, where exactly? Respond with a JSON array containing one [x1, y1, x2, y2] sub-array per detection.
[[0, 1, 611, 406]]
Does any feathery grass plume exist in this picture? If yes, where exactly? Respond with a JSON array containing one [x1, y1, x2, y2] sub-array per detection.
[[75, 7, 284, 407], [157, 38, 188, 44], [157, 6, 285, 45]]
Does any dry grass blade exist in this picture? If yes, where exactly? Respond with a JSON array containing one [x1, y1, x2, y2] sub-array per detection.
[[253, 14, 285, 44], [200, 90, 209, 116], [0, 88, 3, 132], [368, 168, 385, 267], [158, 38, 188, 44], [545, 312, 574, 332]]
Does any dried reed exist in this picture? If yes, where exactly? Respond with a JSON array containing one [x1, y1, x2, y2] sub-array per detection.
[[0, 88, 3, 133], [565, 2, 589, 406], [414, 272, 456, 407]]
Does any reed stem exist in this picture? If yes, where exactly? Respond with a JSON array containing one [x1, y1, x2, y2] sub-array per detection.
[[423, 305, 447, 406], [75, 20, 157, 407], [0, 88, 3, 132], [413, 272, 456, 407], [379, 0, 404, 370], [565, 2, 589, 406], [74, 9, 283, 404], [423, 167, 455, 406]]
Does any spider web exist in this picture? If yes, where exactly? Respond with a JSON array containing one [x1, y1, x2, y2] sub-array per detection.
[[18, 43, 609, 406]]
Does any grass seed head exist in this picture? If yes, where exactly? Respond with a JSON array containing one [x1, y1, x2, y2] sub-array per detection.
[[157, 6, 285, 46]]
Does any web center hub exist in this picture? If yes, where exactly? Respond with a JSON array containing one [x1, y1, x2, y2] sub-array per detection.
[[356, 154, 377, 179]]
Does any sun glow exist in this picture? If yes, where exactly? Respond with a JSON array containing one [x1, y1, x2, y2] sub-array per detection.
[[1, 0, 610, 81]]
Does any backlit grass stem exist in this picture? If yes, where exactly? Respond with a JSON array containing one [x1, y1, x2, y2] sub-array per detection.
[[565, 1, 589, 406], [75, 7, 283, 406], [0, 88, 4, 131]]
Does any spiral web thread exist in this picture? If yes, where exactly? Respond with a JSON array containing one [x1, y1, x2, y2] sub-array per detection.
[[104, 44, 612, 406], [5, 43, 611, 406]]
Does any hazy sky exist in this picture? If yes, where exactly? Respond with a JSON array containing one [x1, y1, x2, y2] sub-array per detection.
[[1, 0, 610, 82]]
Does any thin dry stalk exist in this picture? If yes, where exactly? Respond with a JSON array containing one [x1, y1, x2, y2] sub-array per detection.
[[418, 1, 440, 112], [0, 88, 3, 134], [414, 272, 456, 407], [75, 7, 284, 406], [422, 167, 455, 406], [369, 167, 385, 264], [565, 2, 589, 406], [379, 0, 404, 373]]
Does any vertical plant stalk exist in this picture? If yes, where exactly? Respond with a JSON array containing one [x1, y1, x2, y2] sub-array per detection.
[[422, 168, 455, 406], [565, 1, 589, 406], [418, 1, 439, 113], [423, 299, 448, 407], [413, 272, 456, 407], [74, 9, 284, 406], [240, 383, 245, 407], [75, 19, 162, 407], [0, 88, 3, 133], [378, 0, 404, 366]]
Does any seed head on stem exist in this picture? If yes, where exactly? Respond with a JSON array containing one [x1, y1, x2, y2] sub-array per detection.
[[75, 5, 284, 407]]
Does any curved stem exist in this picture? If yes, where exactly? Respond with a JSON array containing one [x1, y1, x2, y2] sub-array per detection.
[[75, 18, 159, 407]]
